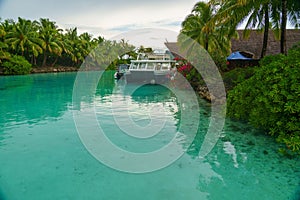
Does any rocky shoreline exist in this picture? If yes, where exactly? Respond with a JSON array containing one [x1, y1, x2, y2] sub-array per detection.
[[0, 66, 79, 75], [31, 66, 79, 74], [0, 66, 223, 103], [197, 86, 212, 102], [197, 85, 227, 104]]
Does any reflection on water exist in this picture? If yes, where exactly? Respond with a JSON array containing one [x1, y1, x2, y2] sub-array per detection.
[[72, 71, 201, 173], [0, 71, 299, 200], [94, 82, 182, 153], [223, 141, 239, 168], [0, 73, 77, 132]]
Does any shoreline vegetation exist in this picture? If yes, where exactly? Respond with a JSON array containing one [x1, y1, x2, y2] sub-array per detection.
[[0, 17, 136, 75], [0, 66, 79, 75], [1, 0, 300, 155]]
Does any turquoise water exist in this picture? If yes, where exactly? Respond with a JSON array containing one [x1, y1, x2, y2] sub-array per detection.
[[0, 71, 299, 200]]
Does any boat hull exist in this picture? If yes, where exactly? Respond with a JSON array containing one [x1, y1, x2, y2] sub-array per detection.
[[125, 71, 170, 84]]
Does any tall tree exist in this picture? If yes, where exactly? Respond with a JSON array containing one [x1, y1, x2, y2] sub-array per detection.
[[208, 0, 300, 57], [280, 0, 300, 54], [0, 20, 10, 63], [38, 18, 63, 67], [280, 0, 287, 55], [79, 32, 94, 58], [5, 17, 42, 57], [207, 0, 276, 58], [180, 2, 235, 56], [92, 36, 104, 45], [63, 28, 84, 66]]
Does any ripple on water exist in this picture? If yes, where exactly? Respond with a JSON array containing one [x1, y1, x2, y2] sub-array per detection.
[[0, 72, 299, 200]]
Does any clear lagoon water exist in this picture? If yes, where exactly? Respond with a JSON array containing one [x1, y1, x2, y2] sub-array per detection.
[[0, 71, 299, 200]]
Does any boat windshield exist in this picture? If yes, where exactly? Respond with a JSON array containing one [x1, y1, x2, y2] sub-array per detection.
[[161, 63, 170, 70], [139, 63, 146, 69], [146, 63, 155, 70], [130, 63, 138, 69]]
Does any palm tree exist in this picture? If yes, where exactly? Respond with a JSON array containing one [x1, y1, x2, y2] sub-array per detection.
[[63, 28, 75, 65], [63, 28, 85, 66], [79, 32, 98, 68], [280, 0, 300, 54], [5, 17, 42, 58], [91, 39, 133, 69], [1, 19, 14, 39], [206, 0, 274, 58], [208, 0, 300, 57], [182, 2, 212, 51], [0, 21, 10, 63], [38, 18, 63, 67], [280, 0, 287, 55], [137, 45, 153, 54], [179, 2, 234, 57], [79, 32, 94, 58], [242, 0, 274, 58], [92, 36, 104, 45]]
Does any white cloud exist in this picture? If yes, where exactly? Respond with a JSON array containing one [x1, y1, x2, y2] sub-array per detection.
[[0, 0, 199, 45], [110, 28, 178, 49]]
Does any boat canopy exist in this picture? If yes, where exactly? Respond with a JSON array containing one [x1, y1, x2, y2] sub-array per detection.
[[227, 51, 253, 60]]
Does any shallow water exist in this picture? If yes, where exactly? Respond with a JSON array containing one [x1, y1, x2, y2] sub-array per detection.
[[0, 71, 299, 200]]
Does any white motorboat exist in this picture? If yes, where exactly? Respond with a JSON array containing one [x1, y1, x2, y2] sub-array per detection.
[[124, 52, 176, 84]]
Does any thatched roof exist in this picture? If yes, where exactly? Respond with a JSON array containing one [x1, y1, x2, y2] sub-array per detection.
[[231, 29, 300, 58], [165, 29, 300, 59], [164, 42, 186, 59]]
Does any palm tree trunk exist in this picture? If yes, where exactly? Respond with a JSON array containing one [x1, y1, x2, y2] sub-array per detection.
[[42, 52, 47, 67], [205, 35, 209, 51], [51, 56, 58, 67], [30, 55, 37, 66], [261, 5, 269, 58], [280, 0, 287, 55], [31, 55, 34, 65], [34, 56, 37, 66]]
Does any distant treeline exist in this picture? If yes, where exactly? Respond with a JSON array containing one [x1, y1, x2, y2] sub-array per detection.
[[0, 17, 136, 74]]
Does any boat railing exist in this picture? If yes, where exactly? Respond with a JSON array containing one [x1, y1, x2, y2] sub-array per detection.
[[128, 61, 172, 71], [136, 53, 171, 61]]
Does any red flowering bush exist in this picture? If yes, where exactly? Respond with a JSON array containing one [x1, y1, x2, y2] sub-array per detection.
[[173, 58, 202, 88], [177, 63, 192, 77], [173, 57, 181, 61]]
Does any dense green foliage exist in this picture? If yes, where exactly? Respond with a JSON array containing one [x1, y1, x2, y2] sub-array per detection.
[[179, 1, 300, 154], [179, 2, 236, 59], [2, 55, 32, 75], [0, 17, 135, 74], [227, 45, 300, 153], [180, 0, 300, 60], [210, 52, 228, 72], [222, 67, 256, 90]]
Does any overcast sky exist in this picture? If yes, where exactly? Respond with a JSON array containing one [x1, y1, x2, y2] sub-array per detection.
[[0, 0, 200, 48]]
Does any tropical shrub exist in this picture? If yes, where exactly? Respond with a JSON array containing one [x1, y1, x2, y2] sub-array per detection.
[[227, 46, 300, 154], [175, 57, 204, 88], [210, 52, 228, 72], [178, 62, 192, 77], [2, 55, 32, 75], [222, 67, 256, 90]]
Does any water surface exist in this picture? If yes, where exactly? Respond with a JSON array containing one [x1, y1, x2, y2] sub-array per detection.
[[0, 72, 299, 200]]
